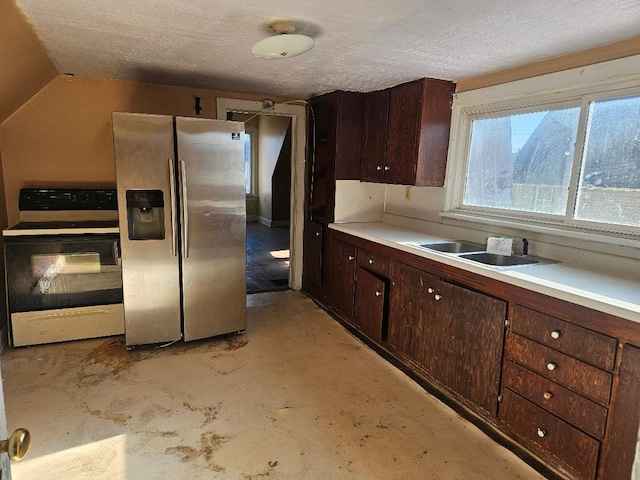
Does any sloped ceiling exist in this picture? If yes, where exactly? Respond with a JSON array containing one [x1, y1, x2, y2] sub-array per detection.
[[0, 0, 57, 123], [14, 0, 640, 99]]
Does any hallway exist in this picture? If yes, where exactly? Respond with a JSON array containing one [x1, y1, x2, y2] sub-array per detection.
[[246, 222, 290, 294], [2, 292, 545, 479]]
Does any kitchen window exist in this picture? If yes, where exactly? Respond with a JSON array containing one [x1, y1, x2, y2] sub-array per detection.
[[447, 86, 640, 238]]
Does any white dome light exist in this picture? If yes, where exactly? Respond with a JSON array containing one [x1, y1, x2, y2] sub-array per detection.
[[251, 22, 315, 59]]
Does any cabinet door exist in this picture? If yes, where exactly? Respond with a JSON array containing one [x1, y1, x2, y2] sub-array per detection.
[[384, 78, 454, 187], [354, 267, 386, 342], [385, 81, 422, 185], [388, 261, 439, 367], [302, 220, 324, 299], [430, 281, 507, 416], [335, 92, 365, 180], [361, 90, 390, 183], [327, 238, 357, 319], [599, 343, 640, 480], [414, 78, 455, 187]]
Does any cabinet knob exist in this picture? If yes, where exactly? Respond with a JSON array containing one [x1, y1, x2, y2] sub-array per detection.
[[368, 259, 374, 264], [434, 294, 442, 301], [550, 330, 561, 339], [348, 255, 355, 261], [427, 288, 434, 294], [384, 165, 390, 171], [375, 291, 382, 297], [543, 391, 553, 400], [546, 362, 558, 371], [376, 165, 383, 171], [537, 428, 547, 438], [315, 232, 320, 237]]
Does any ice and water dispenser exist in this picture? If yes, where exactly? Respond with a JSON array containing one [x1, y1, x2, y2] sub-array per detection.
[[126, 190, 165, 240]]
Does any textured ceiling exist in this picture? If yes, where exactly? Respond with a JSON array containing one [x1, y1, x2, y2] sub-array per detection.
[[14, 0, 640, 99]]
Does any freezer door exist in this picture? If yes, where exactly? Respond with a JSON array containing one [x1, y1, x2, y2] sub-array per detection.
[[176, 117, 247, 341], [112, 112, 182, 346]]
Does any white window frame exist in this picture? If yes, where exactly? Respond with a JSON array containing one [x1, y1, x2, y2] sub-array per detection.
[[444, 77, 640, 244]]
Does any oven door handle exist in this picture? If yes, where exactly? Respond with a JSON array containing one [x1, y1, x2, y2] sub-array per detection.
[[179, 159, 189, 258], [168, 158, 178, 257]]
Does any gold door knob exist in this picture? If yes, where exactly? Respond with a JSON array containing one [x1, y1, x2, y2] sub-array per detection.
[[0, 428, 31, 461]]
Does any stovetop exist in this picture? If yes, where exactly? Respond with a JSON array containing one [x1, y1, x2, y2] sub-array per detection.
[[4, 188, 120, 237], [9, 221, 119, 230]]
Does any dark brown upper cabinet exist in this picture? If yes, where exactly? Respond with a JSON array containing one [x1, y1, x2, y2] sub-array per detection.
[[306, 91, 365, 224], [361, 78, 455, 186], [361, 89, 391, 183]]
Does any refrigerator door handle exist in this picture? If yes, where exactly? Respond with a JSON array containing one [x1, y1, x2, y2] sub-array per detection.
[[168, 158, 178, 257], [179, 159, 189, 258]]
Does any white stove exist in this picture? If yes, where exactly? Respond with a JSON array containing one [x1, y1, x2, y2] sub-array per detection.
[[3, 188, 124, 347]]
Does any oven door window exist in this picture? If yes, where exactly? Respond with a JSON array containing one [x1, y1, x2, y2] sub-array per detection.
[[4, 235, 123, 313]]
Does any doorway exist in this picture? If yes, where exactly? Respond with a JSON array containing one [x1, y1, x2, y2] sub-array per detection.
[[217, 98, 306, 292], [232, 113, 292, 293]]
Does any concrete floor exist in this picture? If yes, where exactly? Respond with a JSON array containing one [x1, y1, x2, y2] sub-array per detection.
[[2, 291, 546, 479]]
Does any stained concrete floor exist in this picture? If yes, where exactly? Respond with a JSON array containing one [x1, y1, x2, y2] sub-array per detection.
[[2, 291, 546, 479]]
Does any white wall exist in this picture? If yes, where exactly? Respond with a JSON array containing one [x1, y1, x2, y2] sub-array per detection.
[[257, 115, 290, 225]]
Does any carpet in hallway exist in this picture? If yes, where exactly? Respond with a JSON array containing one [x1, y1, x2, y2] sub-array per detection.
[[1, 291, 545, 479]]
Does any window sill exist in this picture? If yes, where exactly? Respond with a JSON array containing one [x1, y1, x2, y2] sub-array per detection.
[[440, 210, 640, 251]]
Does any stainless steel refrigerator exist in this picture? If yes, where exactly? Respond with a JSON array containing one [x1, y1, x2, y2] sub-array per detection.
[[112, 112, 246, 346]]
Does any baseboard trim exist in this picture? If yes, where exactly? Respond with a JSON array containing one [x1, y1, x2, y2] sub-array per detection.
[[257, 216, 272, 227], [246, 215, 258, 222]]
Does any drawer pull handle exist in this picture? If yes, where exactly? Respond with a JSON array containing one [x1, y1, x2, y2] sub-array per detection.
[[375, 291, 382, 297], [348, 255, 355, 261], [428, 288, 434, 294], [368, 259, 374, 264], [547, 362, 558, 371], [543, 391, 553, 400], [537, 428, 547, 438], [550, 330, 561, 339], [434, 294, 442, 301]]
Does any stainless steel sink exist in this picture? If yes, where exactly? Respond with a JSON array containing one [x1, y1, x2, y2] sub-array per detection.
[[420, 241, 485, 254], [459, 252, 539, 267]]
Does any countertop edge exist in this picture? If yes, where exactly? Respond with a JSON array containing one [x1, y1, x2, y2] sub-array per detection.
[[329, 222, 640, 325]]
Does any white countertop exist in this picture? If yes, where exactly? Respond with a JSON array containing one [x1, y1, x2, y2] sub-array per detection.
[[330, 222, 640, 325]]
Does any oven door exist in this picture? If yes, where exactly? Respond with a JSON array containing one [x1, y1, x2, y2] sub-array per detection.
[[4, 234, 123, 313]]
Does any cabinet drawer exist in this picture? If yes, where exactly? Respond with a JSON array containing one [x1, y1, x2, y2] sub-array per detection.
[[357, 249, 390, 277], [506, 334, 612, 405], [503, 360, 608, 438], [500, 389, 599, 480], [512, 305, 617, 371]]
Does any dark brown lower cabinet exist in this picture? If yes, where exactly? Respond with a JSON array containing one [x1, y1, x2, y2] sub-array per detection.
[[598, 343, 640, 480], [302, 220, 324, 300], [388, 261, 438, 366], [388, 261, 506, 416], [429, 280, 506, 416], [353, 267, 387, 343], [500, 389, 600, 480], [326, 237, 357, 319]]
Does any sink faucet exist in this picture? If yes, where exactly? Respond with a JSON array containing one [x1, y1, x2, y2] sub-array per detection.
[[522, 238, 529, 256]]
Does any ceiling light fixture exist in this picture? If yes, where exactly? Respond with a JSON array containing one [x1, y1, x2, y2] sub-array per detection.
[[251, 22, 314, 59]]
